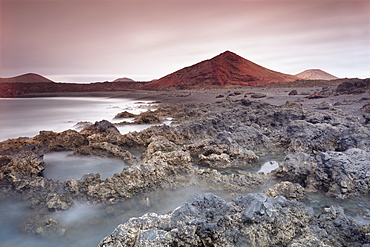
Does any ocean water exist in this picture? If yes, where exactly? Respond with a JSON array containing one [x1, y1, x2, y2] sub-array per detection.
[[0, 97, 155, 141]]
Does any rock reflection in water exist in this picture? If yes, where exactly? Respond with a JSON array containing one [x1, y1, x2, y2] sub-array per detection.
[[43, 152, 127, 181]]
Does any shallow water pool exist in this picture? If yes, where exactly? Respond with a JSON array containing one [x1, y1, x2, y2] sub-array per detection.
[[43, 152, 128, 181]]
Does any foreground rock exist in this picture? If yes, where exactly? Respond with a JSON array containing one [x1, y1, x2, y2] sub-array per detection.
[[0, 145, 45, 181], [98, 193, 369, 247], [274, 148, 370, 198], [264, 181, 306, 201]]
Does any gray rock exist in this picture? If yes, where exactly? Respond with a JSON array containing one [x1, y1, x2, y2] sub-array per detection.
[[81, 120, 120, 136], [264, 181, 306, 201], [317, 101, 334, 110], [288, 89, 298, 95], [274, 148, 370, 198], [250, 92, 267, 98], [98, 193, 369, 247]]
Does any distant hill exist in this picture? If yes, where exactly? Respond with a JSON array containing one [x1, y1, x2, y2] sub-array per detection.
[[144, 51, 299, 89], [295, 69, 338, 80], [113, 77, 135, 82], [0, 73, 54, 83]]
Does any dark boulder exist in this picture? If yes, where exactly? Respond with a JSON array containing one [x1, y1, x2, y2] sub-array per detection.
[[288, 89, 298, 95]]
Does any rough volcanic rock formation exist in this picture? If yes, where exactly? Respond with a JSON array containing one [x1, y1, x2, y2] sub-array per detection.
[[264, 181, 306, 201], [274, 148, 370, 198], [98, 193, 369, 247], [144, 51, 299, 89], [0, 145, 45, 181], [336, 78, 370, 94], [295, 69, 338, 80]]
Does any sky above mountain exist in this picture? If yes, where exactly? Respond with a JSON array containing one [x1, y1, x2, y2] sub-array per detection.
[[1, 0, 369, 82]]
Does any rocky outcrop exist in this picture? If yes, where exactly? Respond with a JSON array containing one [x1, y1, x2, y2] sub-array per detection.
[[274, 148, 370, 198], [74, 142, 140, 165], [133, 111, 162, 124], [0, 137, 34, 155], [98, 193, 369, 246], [0, 145, 45, 181], [114, 111, 136, 119], [33, 130, 88, 152], [336, 79, 370, 94], [250, 92, 267, 98], [264, 181, 306, 201], [80, 120, 122, 144], [81, 120, 120, 136]]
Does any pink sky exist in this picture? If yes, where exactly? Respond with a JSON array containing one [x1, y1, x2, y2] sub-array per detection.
[[1, 0, 369, 82]]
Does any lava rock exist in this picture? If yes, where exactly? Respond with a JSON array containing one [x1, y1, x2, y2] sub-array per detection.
[[0, 145, 45, 181], [274, 148, 370, 198], [264, 181, 306, 201], [98, 193, 369, 246], [288, 89, 298, 95], [250, 92, 267, 98], [114, 111, 136, 119]]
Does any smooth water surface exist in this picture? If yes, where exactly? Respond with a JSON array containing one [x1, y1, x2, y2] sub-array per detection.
[[214, 155, 284, 175], [43, 152, 128, 181], [0, 97, 154, 141]]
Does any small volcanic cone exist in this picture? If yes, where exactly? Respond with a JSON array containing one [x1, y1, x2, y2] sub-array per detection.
[[295, 69, 338, 80], [0, 73, 54, 83]]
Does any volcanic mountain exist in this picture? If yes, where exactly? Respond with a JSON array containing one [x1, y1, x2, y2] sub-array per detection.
[[295, 69, 338, 80], [144, 51, 299, 89], [113, 77, 135, 82], [0, 73, 54, 83]]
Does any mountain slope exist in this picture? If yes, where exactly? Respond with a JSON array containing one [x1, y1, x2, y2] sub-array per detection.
[[0, 73, 54, 83], [295, 69, 338, 80], [113, 77, 135, 82], [144, 51, 299, 89]]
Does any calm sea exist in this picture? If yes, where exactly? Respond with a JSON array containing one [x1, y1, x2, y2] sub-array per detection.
[[0, 97, 153, 141]]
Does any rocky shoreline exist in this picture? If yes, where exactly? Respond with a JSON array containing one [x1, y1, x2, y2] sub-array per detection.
[[1, 83, 370, 246]]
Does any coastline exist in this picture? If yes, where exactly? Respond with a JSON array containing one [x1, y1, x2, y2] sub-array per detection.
[[14, 86, 370, 118]]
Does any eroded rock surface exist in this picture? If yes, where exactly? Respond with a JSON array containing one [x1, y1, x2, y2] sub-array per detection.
[[98, 193, 370, 247], [274, 148, 370, 198]]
